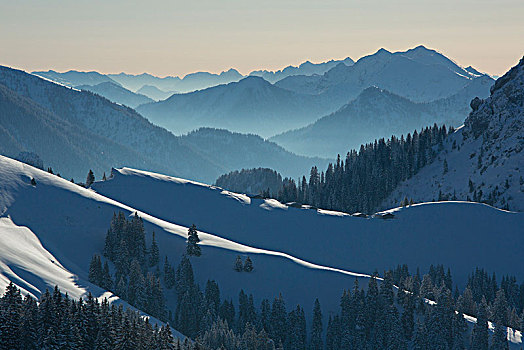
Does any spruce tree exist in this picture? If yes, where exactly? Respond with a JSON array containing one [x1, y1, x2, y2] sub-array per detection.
[[86, 169, 95, 187], [243, 256, 254, 272], [186, 224, 201, 256], [471, 297, 489, 350], [309, 299, 323, 350], [88, 254, 103, 285], [150, 232, 160, 267], [491, 290, 509, 350], [234, 256, 244, 272]]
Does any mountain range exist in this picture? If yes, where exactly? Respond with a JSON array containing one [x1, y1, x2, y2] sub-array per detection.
[[0, 65, 324, 182], [270, 75, 494, 157], [76, 81, 153, 108], [137, 76, 338, 137], [136, 46, 493, 141]]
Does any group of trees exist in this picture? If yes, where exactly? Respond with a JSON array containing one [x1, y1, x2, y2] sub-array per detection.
[[215, 168, 284, 197], [0, 283, 191, 350], [89, 212, 167, 320], [276, 124, 451, 213], [81, 212, 523, 349], [234, 256, 254, 272]]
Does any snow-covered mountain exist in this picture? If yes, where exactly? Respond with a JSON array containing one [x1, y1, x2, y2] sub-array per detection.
[[249, 57, 354, 83], [383, 57, 524, 211], [137, 76, 337, 138], [136, 84, 176, 101], [270, 76, 493, 158], [276, 46, 493, 105], [179, 128, 330, 180], [32, 70, 120, 87], [76, 81, 153, 108]]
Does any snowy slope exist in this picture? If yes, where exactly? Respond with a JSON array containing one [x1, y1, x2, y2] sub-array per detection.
[[383, 57, 524, 211], [0, 155, 373, 324], [1, 156, 522, 346], [92, 167, 524, 286]]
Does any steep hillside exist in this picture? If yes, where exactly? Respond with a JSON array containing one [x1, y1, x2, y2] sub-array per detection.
[[76, 81, 153, 108], [137, 76, 336, 138], [180, 128, 329, 179], [271, 78, 492, 158], [276, 46, 493, 106], [383, 57, 524, 211], [0, 65, 223, 182], [249, 57, 354, 83]]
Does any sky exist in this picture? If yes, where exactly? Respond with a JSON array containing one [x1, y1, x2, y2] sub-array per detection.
[[1, 0, 523, 77]]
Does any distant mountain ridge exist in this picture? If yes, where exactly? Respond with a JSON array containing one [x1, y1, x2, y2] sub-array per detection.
[[270, 75, 494, 157], [276, 45, 493, 104], [249, 57, 354, 83], [76, 81, 153, 108], [179, 128, 330, 180], [137, 76, 338, 138]]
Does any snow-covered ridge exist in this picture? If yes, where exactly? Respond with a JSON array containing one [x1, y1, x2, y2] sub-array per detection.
[[1, 156, 523, 346]]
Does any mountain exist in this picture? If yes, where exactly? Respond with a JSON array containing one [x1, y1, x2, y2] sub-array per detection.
[[137, 76, 337, 138], [108, 68, 244, 93], [276, 46, 494, 105], [383, 57, 524, 211], [0, 65, 223, 182], [136, 84, 176, 101], [179, 128, 330, 179], [249, 57, 354, 83], [270, 76, 493, 158], [76, 81, 153, 108], [32, 69, 119, 87]]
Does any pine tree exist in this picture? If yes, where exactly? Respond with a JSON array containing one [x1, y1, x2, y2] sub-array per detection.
[[101, 260, 113, 291], [150, 232, 160, 267], [243, 256, 254, 272], [491, 290, 509, 350], [234, 256, 243, 272], [102, 172, 107, 181], [471, 297, 489, 350], [88, 254, 103, 286], [31, 177, 37, 186], [309, 299, 323, 350], [86, 169, 95, 187], [443, 158, 449, 174], [0, 282, 23, 349], [401, 293, 415, 340], [186, 224, 201, 256]]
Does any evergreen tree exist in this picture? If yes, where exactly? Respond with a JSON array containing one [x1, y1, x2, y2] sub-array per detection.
[[186, 224, 201, 256], [491, 290, 509, 350], [0, 282, 23, 349], [309, 299, 323, 350], [86, 169, 95, 187], [88, 254, 103, 286], [243, 256, 254, 272], [150, 232, 160, 267], [471, 297, 489, 350], [234, 256, 243, 272]]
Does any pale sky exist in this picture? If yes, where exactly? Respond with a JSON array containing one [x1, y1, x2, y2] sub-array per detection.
[[1, 0, 523, 77]]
